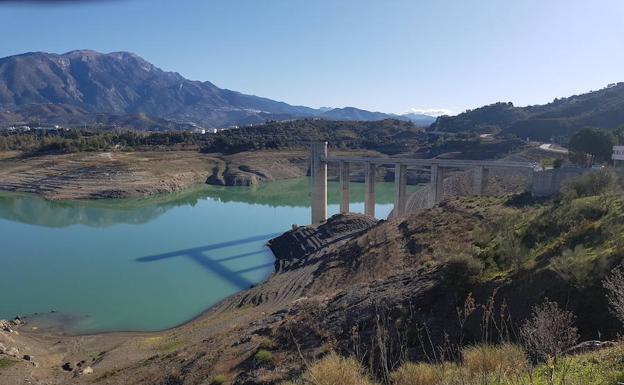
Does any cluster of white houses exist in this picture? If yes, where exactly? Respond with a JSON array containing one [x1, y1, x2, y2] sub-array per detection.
[[1, 125, 63, 132]]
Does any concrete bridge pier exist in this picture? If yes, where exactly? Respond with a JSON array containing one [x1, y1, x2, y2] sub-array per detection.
[[365, 162, 376, 217], [473, 166, 489, 195], [339, 161, 350, 214], [430, 164, 445, 205], [311, 141, 328, 224], [526, 169, 535, 192], [393, 163, 408, 217]]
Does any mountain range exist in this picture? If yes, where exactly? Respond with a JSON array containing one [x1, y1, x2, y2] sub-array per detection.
[[0, 50, 435, 129], [3, 50, 622, 139]]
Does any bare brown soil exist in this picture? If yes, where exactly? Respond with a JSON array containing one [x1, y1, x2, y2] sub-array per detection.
[[0, 151, 221, 200]]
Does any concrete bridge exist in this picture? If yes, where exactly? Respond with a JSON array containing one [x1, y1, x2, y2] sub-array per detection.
[[310, 141, 540, 224]]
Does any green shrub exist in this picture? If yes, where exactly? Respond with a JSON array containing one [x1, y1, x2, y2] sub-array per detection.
[[495, 227, 529, 270], [258, 337, 276, 350], [567, 196, 609, 222], [442, 253, 484, 287], [562, 169, 618, 199], [211, 374, 227, 385], [0, 358, 17, 369], [254, 349, 273, 365], [541, 158, 554, 169], [551, 245, 597, 288]]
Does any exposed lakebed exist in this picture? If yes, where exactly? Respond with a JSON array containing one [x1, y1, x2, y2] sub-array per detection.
[[0, 178, 416, 334]]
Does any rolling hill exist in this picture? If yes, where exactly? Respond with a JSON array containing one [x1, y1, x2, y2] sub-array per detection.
[[430, 83, 624, 140]]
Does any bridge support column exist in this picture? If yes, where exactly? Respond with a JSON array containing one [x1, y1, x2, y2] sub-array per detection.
[[311, 142, 328, 224], [393, 163, 408, 217], [365, 162, 376, 217], [339, 161, 350, 214], [527, 169, 535, 193], [473, 166, 489, 195], [430, 164, 445, 205]]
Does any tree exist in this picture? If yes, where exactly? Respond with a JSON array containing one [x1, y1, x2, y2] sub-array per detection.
[[603, 264, 624, 327], [520, 300, 578, 385], [568, 128, 616, 166], [520, 300, 578, 361], [613, 126, 624, 145]]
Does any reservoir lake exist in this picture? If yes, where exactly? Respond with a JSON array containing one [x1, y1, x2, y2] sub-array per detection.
[[0, 178, 416, 334]]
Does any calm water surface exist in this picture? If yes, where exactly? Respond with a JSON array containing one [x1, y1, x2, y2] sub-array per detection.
[[0, 178, 415, 334]]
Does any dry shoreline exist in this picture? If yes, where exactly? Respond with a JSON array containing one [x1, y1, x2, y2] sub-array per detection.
[[0, 148, 386, 201]]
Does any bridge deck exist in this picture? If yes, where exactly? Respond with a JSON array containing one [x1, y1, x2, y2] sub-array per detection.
[[323, 156, 535, 170]]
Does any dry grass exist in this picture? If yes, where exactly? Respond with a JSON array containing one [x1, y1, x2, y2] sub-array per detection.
[[462, 344, 528, 378], [390, 345, 527, 385], [284, 343, 624, 385], [391, 362, 458, 385], [306, 353, 375, 385]]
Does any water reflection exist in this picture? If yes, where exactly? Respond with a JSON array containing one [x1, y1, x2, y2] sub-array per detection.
[[0, 178, 416, 228]]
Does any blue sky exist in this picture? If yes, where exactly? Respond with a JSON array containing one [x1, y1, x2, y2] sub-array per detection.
[[0, 0, 622, 115]]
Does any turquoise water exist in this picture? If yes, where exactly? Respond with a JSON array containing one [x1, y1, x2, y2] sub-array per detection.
[[0, 178, 413, 334]]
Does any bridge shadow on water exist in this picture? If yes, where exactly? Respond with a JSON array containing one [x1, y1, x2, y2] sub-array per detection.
[[135, 233, 282, 290]]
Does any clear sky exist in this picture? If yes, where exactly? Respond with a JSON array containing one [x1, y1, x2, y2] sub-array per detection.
[[0, 0, 622, 115]]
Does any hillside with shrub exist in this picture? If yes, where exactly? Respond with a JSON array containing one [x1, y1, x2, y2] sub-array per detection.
[[1, 118, 530, 162], [234, 169, 624, 384], [430, 83, 624, 141]]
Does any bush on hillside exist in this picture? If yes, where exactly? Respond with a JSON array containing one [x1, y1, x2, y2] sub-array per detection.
[[258, 337, 276, 350], [441, 253, 484, 287], [495, 227, 529, 270], [603, 264, 624, 327], [520, 300, 579, 362], [551, 245, 597, 289], [562, 169, 619, 200], [211, 374, 227, 385], [568, 127, 617, 165], [254, 349, 273, 365]]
